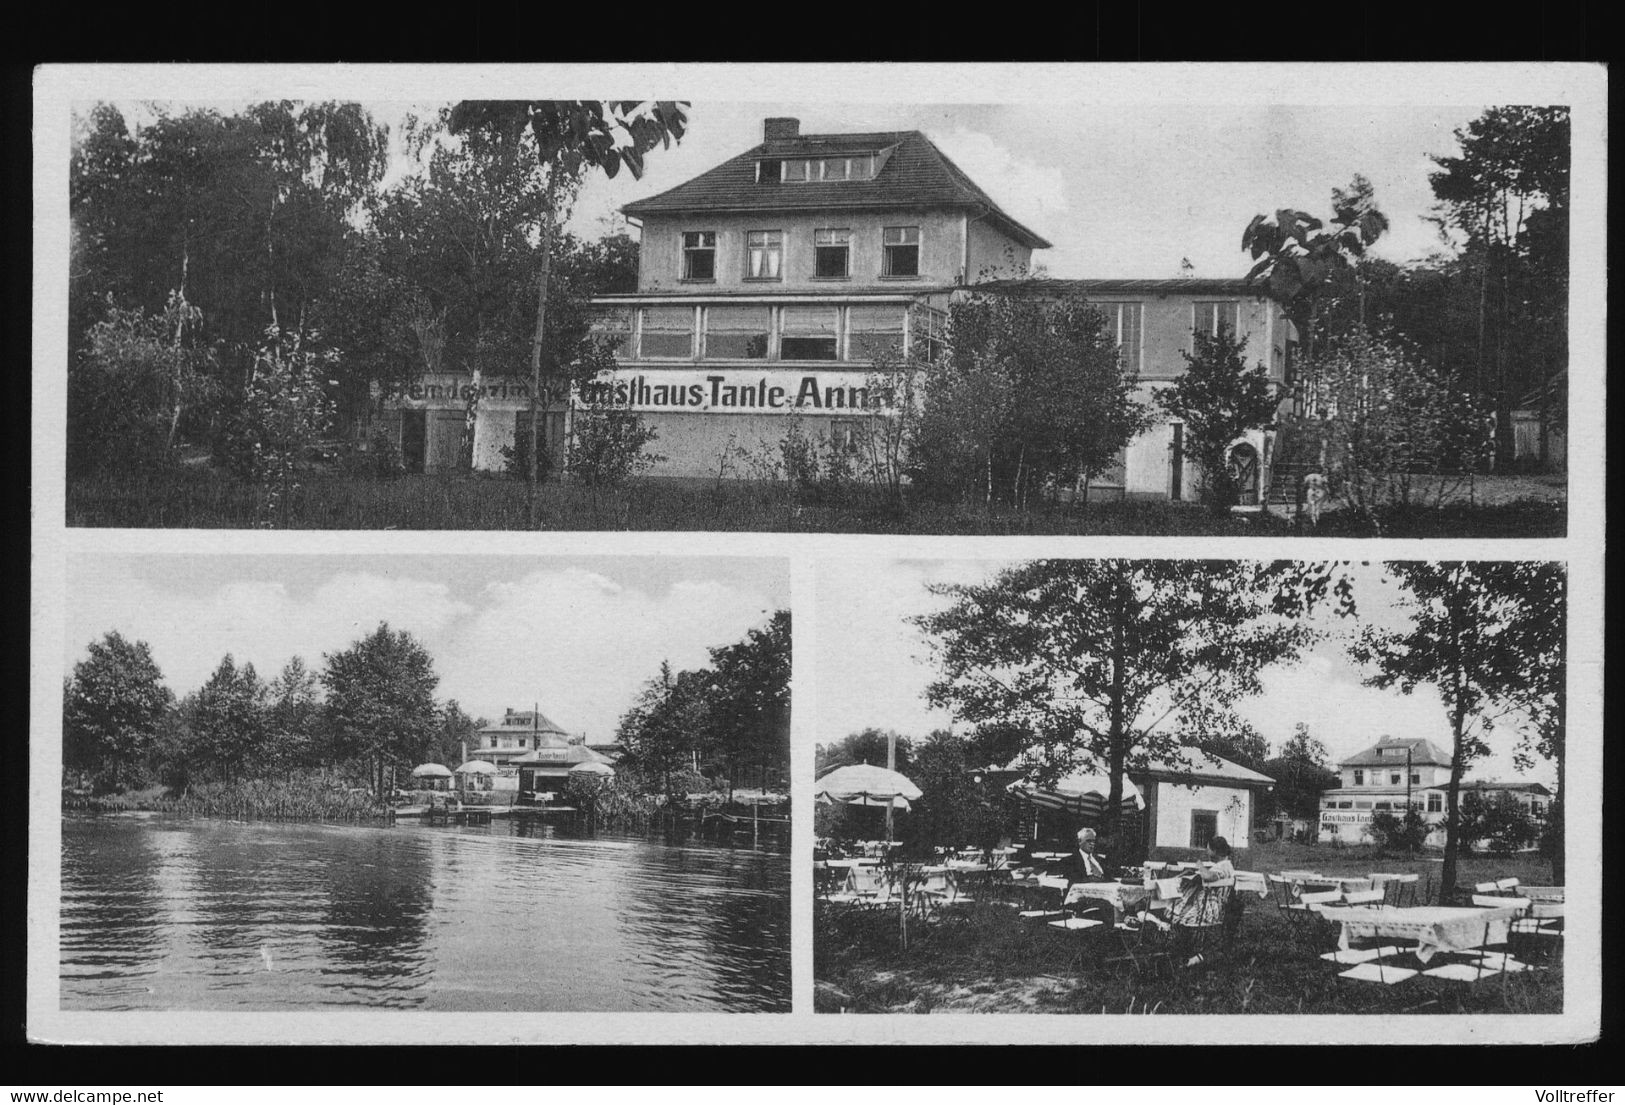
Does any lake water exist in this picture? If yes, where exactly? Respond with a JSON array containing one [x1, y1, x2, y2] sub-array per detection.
[[60, 814, 790, 1012]]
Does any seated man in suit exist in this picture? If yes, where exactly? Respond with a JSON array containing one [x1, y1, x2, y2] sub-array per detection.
[[1056, 828, 1116, 920]]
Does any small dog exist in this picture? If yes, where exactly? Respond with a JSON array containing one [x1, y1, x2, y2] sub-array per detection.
[[1303, 471, 1329, 525]]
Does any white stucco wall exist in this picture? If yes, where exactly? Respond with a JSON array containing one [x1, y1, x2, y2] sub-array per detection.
[[1153, 782, 1253, 851]]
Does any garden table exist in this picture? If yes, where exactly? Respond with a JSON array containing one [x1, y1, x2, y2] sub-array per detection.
[[1519, 886, 1565, 903], [1316, 902, 1527, 963], [1276, 872, 1374, 898], [1232, 871, 1270, 897]]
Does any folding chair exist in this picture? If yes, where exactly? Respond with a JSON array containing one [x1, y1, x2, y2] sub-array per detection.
[[1423, 920, 1523, 984], [1110, 896, 1175, 981], [1510, 901, 1564, 963], [1337, 957, 1419, 985], [1171, 883, 1233, 968], [1282, 888, 1343, 951], [1370, 872, 1421, 907]]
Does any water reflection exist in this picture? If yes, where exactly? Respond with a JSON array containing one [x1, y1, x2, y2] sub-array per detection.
[[60, 815, 789, 1012]]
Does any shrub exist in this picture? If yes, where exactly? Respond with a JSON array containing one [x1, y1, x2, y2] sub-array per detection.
[[343, 425, 405, 481], [1370, 807, 1430, 852], [568, 406, 664, 489]]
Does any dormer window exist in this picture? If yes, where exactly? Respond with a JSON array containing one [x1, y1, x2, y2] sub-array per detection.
[[769, 154, 878, 183]]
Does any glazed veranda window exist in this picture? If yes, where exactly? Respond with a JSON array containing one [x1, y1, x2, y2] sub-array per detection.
[[639, 305, 695, 359], [779, 304, 839, 361], [847, 304, 906, 362], [704, 305, 770, 360]]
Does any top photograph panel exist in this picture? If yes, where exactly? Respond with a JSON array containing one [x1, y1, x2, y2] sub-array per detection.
[[63, 98, 1568, 535]]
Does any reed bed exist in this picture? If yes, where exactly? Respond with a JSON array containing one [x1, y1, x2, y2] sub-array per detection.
[[77, 779, 391, 822]]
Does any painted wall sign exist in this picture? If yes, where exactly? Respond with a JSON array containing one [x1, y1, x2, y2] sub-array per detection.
[[1319, 812, 1373, 825], [576, 369, 892, 414], [376, 374, 547, 408], [524, 747, 590, 763]]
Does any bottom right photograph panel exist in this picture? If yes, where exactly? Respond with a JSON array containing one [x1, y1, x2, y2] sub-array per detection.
[[812, 558, 1568, 1016]]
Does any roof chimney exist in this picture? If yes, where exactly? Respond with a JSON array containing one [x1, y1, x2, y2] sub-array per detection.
[[763, 117, 800, 141]]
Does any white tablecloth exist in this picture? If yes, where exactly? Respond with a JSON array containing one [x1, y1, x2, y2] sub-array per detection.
[[1232, 871, 1269, 898], [1317, 903, 1526, 963], [1062, 881, 1152, 911]]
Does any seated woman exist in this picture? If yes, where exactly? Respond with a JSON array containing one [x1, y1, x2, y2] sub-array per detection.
[[1171, 836, 1236, 967]]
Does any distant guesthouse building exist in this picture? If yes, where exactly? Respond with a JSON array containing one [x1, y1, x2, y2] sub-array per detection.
[[1318, 735, 1453, 846]]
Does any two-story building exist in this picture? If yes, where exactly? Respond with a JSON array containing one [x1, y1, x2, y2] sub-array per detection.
[[472, 708, 577, 768], [1317, 735, 1454, 845], [373, 115, 1298, 500], [1458, 779, 1554, 820], [581, 116, 1048, 476]]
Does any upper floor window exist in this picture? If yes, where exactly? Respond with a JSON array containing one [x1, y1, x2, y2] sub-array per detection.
[[756, 159, 782, 184], [745, 231, 783, 281], [1409, 772, 1421, 785], [1352, 769, 1364, 786], [1389, 773, 1402, 785], [814, 228, 851, 279], [1106, 302, 1143, 372], [883, 226, 920, 277], [682, 231, 717, 281], [1193, 300, 1239, 337]]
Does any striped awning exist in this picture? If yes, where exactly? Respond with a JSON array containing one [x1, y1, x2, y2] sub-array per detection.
[[1009, 769, 1145, 820]]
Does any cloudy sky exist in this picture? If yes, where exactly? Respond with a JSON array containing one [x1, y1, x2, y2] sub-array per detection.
[[107, 94, 1493, 281], [813, 559, 1555, 785], [548, 101, 1486, 279], [65, 555, 787, 742]]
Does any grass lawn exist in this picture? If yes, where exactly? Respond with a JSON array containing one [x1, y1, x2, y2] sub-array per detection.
[[815, 843, 1562, 1015], [66, 466, 1566, 535]]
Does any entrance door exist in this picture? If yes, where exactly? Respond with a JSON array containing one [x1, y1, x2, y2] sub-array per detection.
[[401, 410, 427, 474], [430, 411, 465, 473], [1228, 443, 1260, 505], [1170, 424, 1184, 500]]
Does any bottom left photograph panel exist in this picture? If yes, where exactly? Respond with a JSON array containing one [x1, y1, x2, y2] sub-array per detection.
[[53, 552, 791, 1014]]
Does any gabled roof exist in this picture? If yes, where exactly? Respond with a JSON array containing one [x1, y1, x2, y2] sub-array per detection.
[[1459, 780, 1553, 796], [1339, 736, 1452, 769], [1134, 749, 1276, 788], [480, 709, 568, 737], [975, 277, 1279, 299], [1000, 746, 1274, 788], [622, 130, 1052, 250]]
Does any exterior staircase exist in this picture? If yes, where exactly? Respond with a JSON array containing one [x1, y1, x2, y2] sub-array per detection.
[[1264, 422, 1332, 512]]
